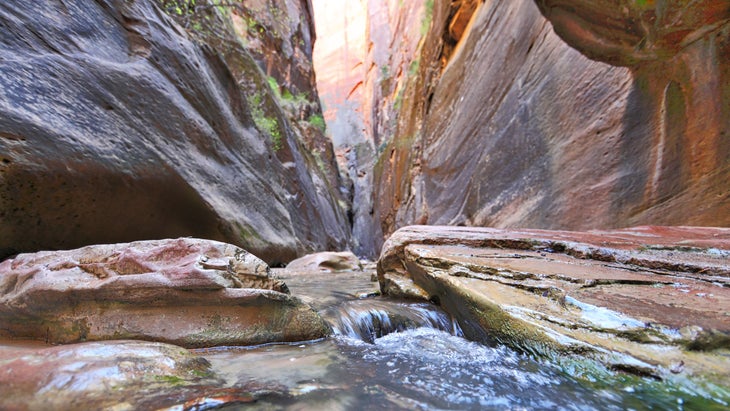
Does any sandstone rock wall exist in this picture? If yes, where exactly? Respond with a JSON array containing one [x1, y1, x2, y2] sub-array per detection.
[[312, 0, 428, 257], [371, 0, 730, 249], [229, 0, 345, 195], [0, 0, 350, 264]]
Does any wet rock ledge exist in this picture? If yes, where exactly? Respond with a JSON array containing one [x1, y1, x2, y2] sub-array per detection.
[[378, 225, 730, 385], [0, 238, 330, 347]]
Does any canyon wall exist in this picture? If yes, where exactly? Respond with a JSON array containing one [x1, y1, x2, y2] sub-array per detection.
[[0, 0, 350, 264], [313, 0, 427, 257], [368, 0, 730, 251]]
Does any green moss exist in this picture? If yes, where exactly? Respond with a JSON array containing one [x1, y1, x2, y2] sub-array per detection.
[[380, 65, 390, 80], [247, 92, 283, 151], [308, 114, 326, 132], [267, 76, 282, 99], [421, 0, 434, 36], [393, 87, 404, 112], [155, 375, 186, 386], [235, 221, 262, 243], [312, 151, 327, 176], [408, 58, 420, 77], [191, 368, 212, 378]]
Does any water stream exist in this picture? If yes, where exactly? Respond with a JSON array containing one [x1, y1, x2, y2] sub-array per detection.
[[197, 269, 728, 410]]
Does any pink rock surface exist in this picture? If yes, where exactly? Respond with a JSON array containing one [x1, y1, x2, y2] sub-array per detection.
[[378, 225, 730, 381], [0, 238, 330, 347]]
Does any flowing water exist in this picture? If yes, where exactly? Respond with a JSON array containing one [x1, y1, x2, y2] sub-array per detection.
[[198, 269, 729, 410]]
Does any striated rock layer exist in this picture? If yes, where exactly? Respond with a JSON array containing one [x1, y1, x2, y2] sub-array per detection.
[[0, 0, 350, 264], [378, 225, 730, 386], [370, 0, 730, 248], [0, 238, 330, 347]]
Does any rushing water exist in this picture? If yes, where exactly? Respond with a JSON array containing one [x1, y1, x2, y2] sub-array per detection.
[[196, 269, 729, 410], [320, 299, 463, 343]]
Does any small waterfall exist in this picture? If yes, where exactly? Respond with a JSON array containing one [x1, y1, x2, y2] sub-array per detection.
[[321, 299, 463, 343]]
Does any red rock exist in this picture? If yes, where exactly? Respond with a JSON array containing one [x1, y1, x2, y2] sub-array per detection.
[[0, 341, 217, 410], [378, 225, 730, 383], [448, 0, 479, 42], [0, 238, 330, 347], [533, 0, 730, 66], [357, 0, 730, 249], [0, 339, 260, 410], [312, 0, 427, 257]]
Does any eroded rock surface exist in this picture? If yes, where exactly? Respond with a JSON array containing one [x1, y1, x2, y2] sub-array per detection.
[[0, 0, 350, 264], [378, 225, 730, 384], [0, 238, 330, 347], [312, 0, 427, 257], [285, 251, 362, 273], [370, 0, 730, 245], [0, 340, 254, 411], [534, 0, 730, 65]]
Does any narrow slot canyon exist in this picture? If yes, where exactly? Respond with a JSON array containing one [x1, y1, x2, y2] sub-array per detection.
[[1, 1, 729, 409]]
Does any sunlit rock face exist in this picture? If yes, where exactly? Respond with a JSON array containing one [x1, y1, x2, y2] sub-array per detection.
[[0, 0, 350, 264], [313, 0, 427, 257], [371, 0, 730, 244], [313, 0, 373, 257]]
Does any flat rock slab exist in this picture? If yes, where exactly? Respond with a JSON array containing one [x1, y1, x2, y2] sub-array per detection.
[[0, 238, 330, 347], [378, 225, 730, 385], [0, 339, 257, 410]]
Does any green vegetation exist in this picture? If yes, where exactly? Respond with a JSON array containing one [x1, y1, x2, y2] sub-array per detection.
[[376, 139, 390, 155], [161, 0, 195, 16], [408, 58, 420, 76], [158, 0, 238, 46], [393, 86, 404, 112], [247, 92, 283, 151], [421, 0, 434, 36], [154, 375, 186, 386], [267, 76, 282, 99], [161, 0, 230, 18], [312, 151, 328, 176], [308, 114, 326, 132], [267, 75, 310, 106], [380, 65, 390, 80]]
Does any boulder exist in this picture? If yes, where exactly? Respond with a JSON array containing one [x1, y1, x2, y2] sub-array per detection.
[[378, 225, 730, 384], [0, 238, 330, 347], [286, 251, 362, 272], [0, 340, 255, 410]]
